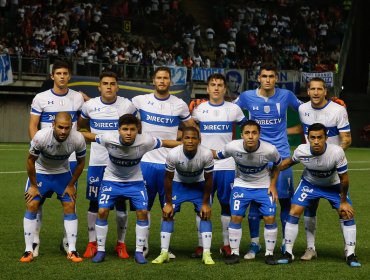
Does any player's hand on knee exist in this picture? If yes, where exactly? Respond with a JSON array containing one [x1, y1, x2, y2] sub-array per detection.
[[339, 202, 355, 219], [25, 185, 41, 204], [63, 184, 77, 202], [162, 203, 174, 219], [200, 204, 211, 220]]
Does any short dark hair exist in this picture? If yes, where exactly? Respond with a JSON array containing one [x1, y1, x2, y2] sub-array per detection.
[[99, 71, 118, 82], [182, 126, 200, 139], [308, 77, 326, 89], [308, 123, 327, 136], [118, 114, 140, 127], [207, 73, 226, 85], [153, 66, 171, 79], [241, 120, 261, 133], [259, 62, 278, 75], [52, 60, 72, 74]]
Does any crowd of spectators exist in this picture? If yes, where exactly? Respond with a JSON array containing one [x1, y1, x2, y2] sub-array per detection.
[[0, 0, 350, 76]]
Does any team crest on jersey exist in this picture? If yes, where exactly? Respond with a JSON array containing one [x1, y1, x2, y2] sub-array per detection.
[[235, 152, 242, 158], [213, 110, 219, 117], [59, 100, 65, 106], [264, 106, 270, 113]]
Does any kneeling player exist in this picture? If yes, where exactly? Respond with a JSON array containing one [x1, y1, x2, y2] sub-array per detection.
[[215, 120, 281, 265], [152, 127, 215, 265], [82, 114, 180, 264], [21, 112, 86, 263], [278, 123, 360, 267]]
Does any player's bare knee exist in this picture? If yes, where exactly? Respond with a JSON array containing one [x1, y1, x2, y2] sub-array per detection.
[[98, 208, 109, 220], [27, 200, 40, 213], [263, 215, 275, 224], [136, 209, 148, 220], [62, 201, 76, 214], [231, 215, 243, 224], [289, 204, 304, 217]]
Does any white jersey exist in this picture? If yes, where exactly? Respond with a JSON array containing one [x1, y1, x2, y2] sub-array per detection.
[[132, 93, 191, 164], [292, 143, 347, 186], [30, 88, 84, 161], [192, 101, 245, 170], [81, 96, 137, 166], [165, 145, 214, 183], [96, 132, 161, 182], [217, 139, 282, 189], [299, 100, 350, 146], [29, 127, 86, 174]]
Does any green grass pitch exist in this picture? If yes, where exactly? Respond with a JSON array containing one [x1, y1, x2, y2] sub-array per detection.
[[0, 144, 369, 279]]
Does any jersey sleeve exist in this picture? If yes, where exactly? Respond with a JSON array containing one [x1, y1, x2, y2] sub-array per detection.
[[216, 143, 232, 159], [80, 102, 90, 119], [29, 131, 43, 156], [95, 133, 107, 146], [291, 146, 302, 163], [165, 151, 176, 173], [269, 146, 282, 166], [234, 93, 246, 109], [234, 104, 247, 124], [75, 132, 87, 158], [288, 90, 303, 111], [145, 135, 162, 152], [30, 95, 43, 116], [203, 150, 214, 173], [75, 92, 85, 112], [179, 99, 191, 122], [337, 106, 351, 132], [335, 147, 348, 174]]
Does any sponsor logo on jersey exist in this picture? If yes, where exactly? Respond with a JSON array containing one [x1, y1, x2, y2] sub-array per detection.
[[89, 176, 100, 184], [236, 163, 267, 174], [307, 168, 335, 178], [101, 186, 112, 192], [109, 155, 141, 167], [233, 192, 244, 199], [255, 118, 282, 125], [302, 186, 314, 193]]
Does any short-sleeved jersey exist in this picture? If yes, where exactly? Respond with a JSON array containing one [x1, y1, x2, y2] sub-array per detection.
[[96, 132, 161, 182], [192, 101, 246, 170], [81, 96, 137, 166], [29, 127, 86, 174], [132, 93, 191, 164], [30, 88, 85, 161], [217, 139, 282, 188], [165, 145, 214, 183], [292, 143, 347, 186], [30, 88, 84, 129], [299, 100, 350, 146], [235, 88, 302, 158]]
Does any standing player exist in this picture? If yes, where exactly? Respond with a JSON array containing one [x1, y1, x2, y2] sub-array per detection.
[[28, 60, 85, 256], [131, 66, 196, 256], [20, 112, 86, 263], [192, 73, 246, 258], [215, 120, 281, 265], [298, 77, 352, 260], [235, 63, 302, 259], [81, 114, 181, 264], [78, 72, 137, 259], [152, 127, 215, 265], [278, 123, 360, 267]]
